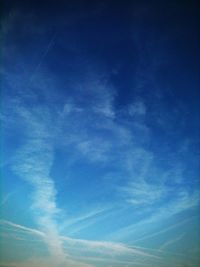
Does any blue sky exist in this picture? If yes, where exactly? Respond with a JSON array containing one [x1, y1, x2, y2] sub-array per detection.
[[0, 1, 200, 266]]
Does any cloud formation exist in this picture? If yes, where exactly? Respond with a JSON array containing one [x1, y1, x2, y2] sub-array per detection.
[[0, 219, 159, 267], [11, 105, 66, 266], [1, 3, 199, 266]]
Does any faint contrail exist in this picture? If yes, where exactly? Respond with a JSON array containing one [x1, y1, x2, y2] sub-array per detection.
[[132, 217, 193, 243], [29, 32, 57, 83]]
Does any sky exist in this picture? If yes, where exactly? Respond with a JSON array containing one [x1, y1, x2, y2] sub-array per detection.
[[0, 1, 200, 266]]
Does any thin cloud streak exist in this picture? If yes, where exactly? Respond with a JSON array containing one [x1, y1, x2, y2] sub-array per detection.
[[29, 33, 57, 84], [132, 217, 193, 244], [0, 219, 154, 257], [0, 219, 159, 266], [159, 233, 185, 250], [60, 207, 111, 233], [108, 193, 200, 241]]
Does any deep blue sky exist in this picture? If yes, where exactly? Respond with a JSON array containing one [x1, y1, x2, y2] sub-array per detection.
[[1, 1, 200, 266]]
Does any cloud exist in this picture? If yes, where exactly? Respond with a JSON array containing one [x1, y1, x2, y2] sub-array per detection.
[[76, 138, 111, 163], [60, 207, 110, 233], [2, 15, 199, 265], [121, 181, 164, 206], [159, 233, 185, 250], [0, 258, 93, 267], [11, 105, 66, 266], [9, 82, 199, 251], [0, 219, 159, 267], [108, 189, 200, 242], [62, 236, 157, 258], [131, 218, 193, 245], [0, 219, 44, 237]]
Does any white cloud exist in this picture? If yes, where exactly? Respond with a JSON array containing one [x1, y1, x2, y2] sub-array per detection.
[[132, 218, 191, 245], [122, 181, 164, 206], [0, 219, 44, 237], [0, 219, 158, 267], [2, 37, 199, 267], [0, 258, 93, 267], [60, 207, 110, 233], [108, 189, 200, 242], [76, 138, 111, 162], [2, 219, 152, 258], [62, 236, 157, 258], [11, 105, 66, 266]]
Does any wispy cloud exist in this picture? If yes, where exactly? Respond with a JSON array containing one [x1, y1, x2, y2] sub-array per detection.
[[11, 105, 66, 265], [0, 259, 93, 267], [121, 180, 164, 206], [0, 219, 159, 267], [159, 233, 185, 250], [108, 190, 200, 241], [1, 3, 199, 267], [132, 218, 192, 244], [2, 218, 198, 267], [0, 219, 44, 237], [60, 207, 111, 233], [62, 236, 157, 258], [0, 219, 153, 257]]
